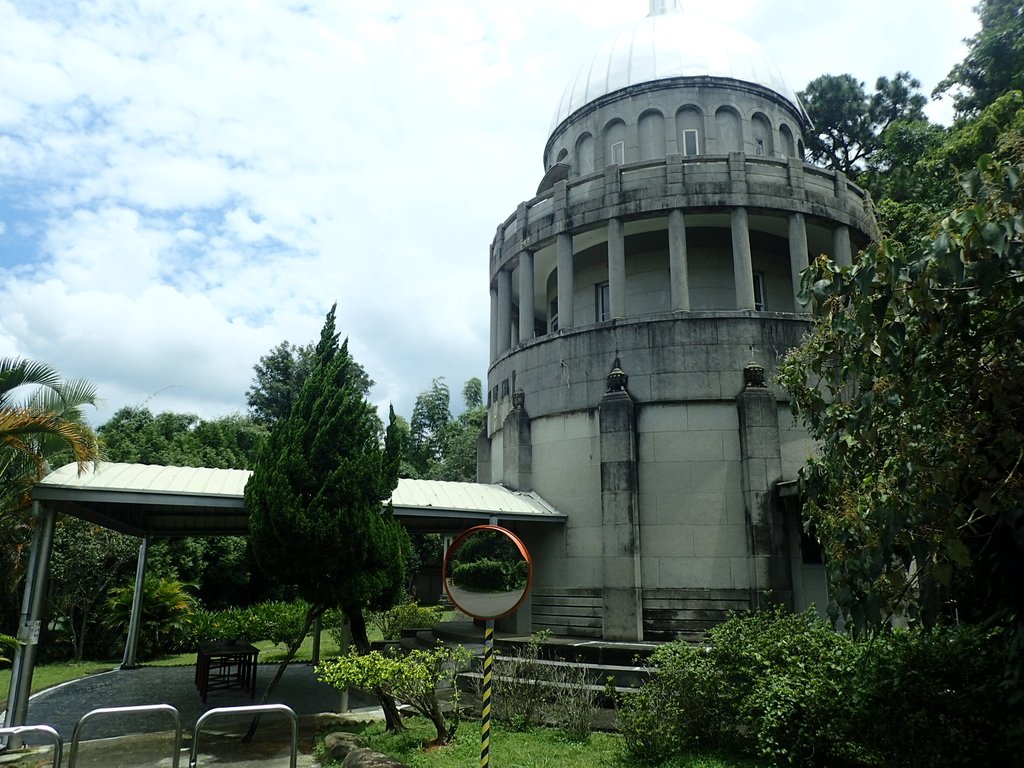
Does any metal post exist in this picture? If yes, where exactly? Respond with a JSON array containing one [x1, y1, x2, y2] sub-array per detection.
[[311, 615, 322, 665], [121, 536, 148, 669], [4, 502, 57, 745], [480, 620, 494, 768], [338, 618, 350, 714]]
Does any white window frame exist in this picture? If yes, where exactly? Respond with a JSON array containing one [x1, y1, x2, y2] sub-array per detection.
[[596, 281, 610, 322], [753, 271, 766, 311], [610, 140, 625, 165], [549, 298, 559, 332], [682, 128, 699, 156]]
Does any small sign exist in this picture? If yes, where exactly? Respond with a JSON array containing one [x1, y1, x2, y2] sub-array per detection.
[[18, 620, 40, 645]]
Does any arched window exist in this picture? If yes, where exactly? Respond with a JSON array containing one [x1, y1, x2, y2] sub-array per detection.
[[638, 110, 665, 161], [715, 106, 742, 153], [751, 113, 774, 157], [676, 106, 703, 156], [556, 148, 569, 164], [576, 133, 595, 175], [603, 119, 627, 166]]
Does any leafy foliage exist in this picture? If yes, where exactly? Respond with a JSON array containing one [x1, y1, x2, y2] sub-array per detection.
[[186, 600, 309, 646], [619, 608, 1016, 767], [317, 645, 471, 745], [406, 377, 484, 482], [778, 158, 1024, 647], [934, 0, 1024, 118], [48, 517, 138, 660], [105, 575, 197, 659], [244, 304, 408, 729], [799, 72, 926, 176], [366, 601, 447, 641]]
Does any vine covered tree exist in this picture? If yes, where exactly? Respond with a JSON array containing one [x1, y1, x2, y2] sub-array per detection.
[[244, 304, 409, 730], [777, 158, 1024, 667]]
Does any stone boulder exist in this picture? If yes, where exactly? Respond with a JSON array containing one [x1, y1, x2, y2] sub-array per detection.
[[341, 747, 409, 768], [322, 731, 362, 762]]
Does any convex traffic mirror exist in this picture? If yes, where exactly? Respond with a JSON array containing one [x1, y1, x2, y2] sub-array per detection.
[[442, 525, 532, 621]]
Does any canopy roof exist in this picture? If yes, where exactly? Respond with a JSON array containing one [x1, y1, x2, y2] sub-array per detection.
[[33, 463, 566, 537]]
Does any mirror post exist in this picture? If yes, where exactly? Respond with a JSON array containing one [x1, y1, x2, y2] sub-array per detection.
[[481, 619, 494, 768]]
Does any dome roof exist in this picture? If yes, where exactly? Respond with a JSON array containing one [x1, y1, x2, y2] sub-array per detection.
[[550, 12, 806, 134]]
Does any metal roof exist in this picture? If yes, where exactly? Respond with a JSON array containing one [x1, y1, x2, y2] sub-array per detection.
[[33, 463, 566, 538], [550, 12, 806, 135]]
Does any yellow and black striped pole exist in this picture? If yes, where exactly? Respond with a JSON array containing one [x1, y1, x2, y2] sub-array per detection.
[[480, 619, 494, 768]]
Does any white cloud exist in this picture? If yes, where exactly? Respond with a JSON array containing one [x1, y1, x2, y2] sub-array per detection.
[[0, 0, 982, 425]]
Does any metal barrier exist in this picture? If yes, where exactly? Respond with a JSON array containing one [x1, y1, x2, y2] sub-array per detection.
[[190, 703, 297, 768], [0, 724, 63, 767], [69, 704, 183, 768]]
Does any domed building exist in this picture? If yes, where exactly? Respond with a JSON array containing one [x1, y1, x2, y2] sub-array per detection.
[[479, 1, 877, 641]]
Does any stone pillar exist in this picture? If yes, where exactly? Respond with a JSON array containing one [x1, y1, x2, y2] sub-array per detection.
[[556, 232, 574, 329], [608, 217, 626, 318], [599, 359, 643, 641], [497, 269, 512, 354], [737, 363, 793, 609], [476, 413, 492, 484], [518, 250, 535, 342], [669, 209, 690, 311], [833, 224, 853, 267], [489, 287, 498, 359], [502, 389, 532, 491], [788, 212, 809, 309], [731, 207, 756, 310]]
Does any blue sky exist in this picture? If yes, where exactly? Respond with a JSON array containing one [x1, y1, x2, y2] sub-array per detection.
[[0, 0, 978, 425]]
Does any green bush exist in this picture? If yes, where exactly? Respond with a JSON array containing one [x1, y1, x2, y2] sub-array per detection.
[[368, 601, 446, 641], [450, 557, 525, 592], [106, 576, 197, 658], [316, 645, 471, 746], [619, 608, 1016, 767]]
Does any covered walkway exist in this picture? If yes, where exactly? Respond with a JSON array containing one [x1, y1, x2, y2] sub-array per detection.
[[4, 462, 566, 738]]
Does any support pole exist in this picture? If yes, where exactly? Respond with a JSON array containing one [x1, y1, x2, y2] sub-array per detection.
[[4, 502, 57, 746], [480, 620, 494, 768], [121, 536, 149, 669]]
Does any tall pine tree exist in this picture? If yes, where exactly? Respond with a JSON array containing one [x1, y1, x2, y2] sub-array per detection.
[[245, 304, 408, 729]]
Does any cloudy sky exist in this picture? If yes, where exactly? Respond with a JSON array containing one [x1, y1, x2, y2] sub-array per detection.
[[0, 0, 978, 426]]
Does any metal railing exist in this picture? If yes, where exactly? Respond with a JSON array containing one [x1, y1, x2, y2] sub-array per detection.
[[69, 704, 182, 768], [0, 724, 62, 766], [190, 703, 298, 768]]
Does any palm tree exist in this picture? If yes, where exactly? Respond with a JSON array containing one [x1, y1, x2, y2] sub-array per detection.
[[0, 357, 102, 612]]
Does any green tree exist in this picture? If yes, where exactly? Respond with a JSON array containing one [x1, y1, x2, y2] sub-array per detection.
[[246, 340, 373, 427], [406, 377, 484, 482], [799, 72, 927, 176], [777, 158, 1024, 663], [98, 405, 267, 608], [0, 358, 101, 630], [244, 304, 409, 730], [934, 0, 1024, 118], [48, 517, 138, 660]]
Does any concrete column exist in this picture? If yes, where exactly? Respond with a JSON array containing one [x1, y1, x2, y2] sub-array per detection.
[[121, 535, 149, 668], [607, 217, 626, 318], [4, 502, 57, 737], [737, 364, 793, 610], [518, 250, 535, 342], [731, 207, 756, 310], [788, 212, 809, 309], [502, 389, 532, 491], [556, 232, 574, 329], [833, 224, 853, 267], [497, 268, 512, 354], [489, 287, 498, 359], [668, 209, 690, 311], [599, 360, 643, 641], [476, 417, 492, 484]]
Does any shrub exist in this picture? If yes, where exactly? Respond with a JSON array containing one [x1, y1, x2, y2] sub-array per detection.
[[316, 645, 471, 745], [368, 601, 446, 641], [491, 631, 549, 730], [548, 660, 598, 743], [105, 576, 197, 658], [619, 607, 1017, 767], [0, 632, 16, 665], [449, 557, 526, 592]]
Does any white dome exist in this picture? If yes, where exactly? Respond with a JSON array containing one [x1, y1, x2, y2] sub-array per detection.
[[551, 13, 806, 133]]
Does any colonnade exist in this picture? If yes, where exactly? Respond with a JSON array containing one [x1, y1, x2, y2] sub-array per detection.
[[489, 208, 854, 359]]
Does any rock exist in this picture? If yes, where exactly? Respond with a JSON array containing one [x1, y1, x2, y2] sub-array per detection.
[[340, 747, 409, 768], [322, 731, 362, 761]]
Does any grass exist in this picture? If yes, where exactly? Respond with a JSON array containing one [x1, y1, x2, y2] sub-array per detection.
[[321, 719, 767, 768]]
